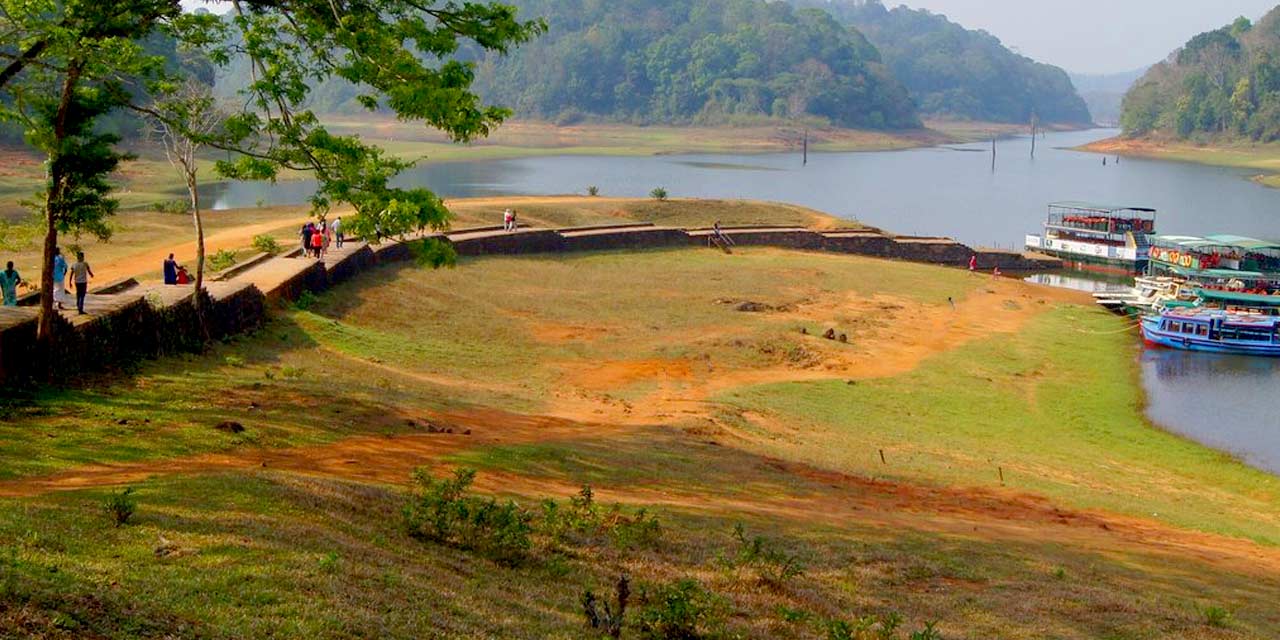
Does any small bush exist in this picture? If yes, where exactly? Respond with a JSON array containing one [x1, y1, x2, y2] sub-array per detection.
[[730, 523, 805, 587], [224, 355, 245, 368], [404, 467, 533, 566], [1202, 604, 1232, 628], [318, 552, 340, 574], [293, 290, 318, 311], [151, 199, 188, 215], [542, 485, 662, 550], [252, 234, 283, 255], [280, 365, 305, 379], [650, 187, 669, 201], [636, 579, 723, 640], [826, 612, 904, 640], [208, 249, 238, 272], [910, 621, 942, 640], [587, 185, 600, 196], [103, 487, 137, 527]]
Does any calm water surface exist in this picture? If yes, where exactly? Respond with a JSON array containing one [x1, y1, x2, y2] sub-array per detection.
[[207, 128, 1280, 474]]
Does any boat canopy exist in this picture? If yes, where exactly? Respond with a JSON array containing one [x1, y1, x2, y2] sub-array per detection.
[[1152, 234, 1280, 253], [1170, 266, 1266, 279], [1202, 234, 1280, 252], [1195, 287, 1280, 305], [1048, 201, 1157, 215]]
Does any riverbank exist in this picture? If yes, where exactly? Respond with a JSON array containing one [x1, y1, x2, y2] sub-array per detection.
[[4, 235, 1280, 636], [1080, 136, 1280, 188]]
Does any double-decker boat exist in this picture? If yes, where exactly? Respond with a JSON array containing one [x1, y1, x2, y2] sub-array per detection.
[[1025, 201, 1156, 273], [1141, 308, 1280, 356]]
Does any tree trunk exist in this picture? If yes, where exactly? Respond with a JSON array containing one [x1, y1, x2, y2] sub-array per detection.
[[36, 63, 83, 377], [188, 171, 210, 343]]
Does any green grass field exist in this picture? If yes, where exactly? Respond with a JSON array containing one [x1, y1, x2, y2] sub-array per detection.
[[4, 246, 1280, 637]]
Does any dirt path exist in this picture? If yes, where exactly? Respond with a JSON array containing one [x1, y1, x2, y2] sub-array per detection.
[[4, 410, 1277, 578], [88, 215, 313, 284]]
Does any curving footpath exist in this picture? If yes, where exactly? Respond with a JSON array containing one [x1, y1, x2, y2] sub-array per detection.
[[0, 222, 1056, 388]]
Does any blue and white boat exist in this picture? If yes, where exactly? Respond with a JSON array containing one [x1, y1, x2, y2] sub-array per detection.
[[1141, 308, 1280, 356]]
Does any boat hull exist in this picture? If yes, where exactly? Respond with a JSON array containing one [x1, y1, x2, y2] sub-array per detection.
[[1140, 317, 1280, 356]]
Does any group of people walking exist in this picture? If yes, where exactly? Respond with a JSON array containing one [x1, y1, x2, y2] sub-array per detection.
[[301, 217, 343, 259], [0, 247, 94, 314], [503, 209, 519, 232]]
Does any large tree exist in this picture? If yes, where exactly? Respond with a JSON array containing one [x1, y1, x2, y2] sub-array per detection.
[[0, 0, 544, 371]]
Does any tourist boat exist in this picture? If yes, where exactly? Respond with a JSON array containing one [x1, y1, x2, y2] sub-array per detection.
[[1141, 308, 1280, 356], [1025, 202, 1156, 273]]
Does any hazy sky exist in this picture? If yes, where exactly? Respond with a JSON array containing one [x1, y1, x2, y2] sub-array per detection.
[[183, 0, 1279, 75], [894, 0, 1279, 74]]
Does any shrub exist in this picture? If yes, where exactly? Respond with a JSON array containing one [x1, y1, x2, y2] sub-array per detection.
[[292, 290, 318, 311], [1202, 604, 1232, 628], [650, 187, 669, 201], [151, 199, 188, 215], [730, 523, 804, 587], [542, 485, 663, 550], [910, 621, 942, 640], [404, 467, 533, 566], [208, 249, 238, 272], [252, 234, 283, 255], [224, 355, 245, 368], [826, 612, 904, 640], [280, 365, 305, 379], [103, 487, 137, 527], [582, 574, 630, 639], [587, 185, 600, 196], [636, 579, 723, 640]]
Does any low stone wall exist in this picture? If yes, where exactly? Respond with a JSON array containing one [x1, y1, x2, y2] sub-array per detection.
[[886, 238, 974, 265], [263, 258, 329, 306], [326, 245, 377, 286], [450, 229, 566, 256], [558, 227, 691, 252], [822, 231, 895, 257], [687, 228, 826, 251]]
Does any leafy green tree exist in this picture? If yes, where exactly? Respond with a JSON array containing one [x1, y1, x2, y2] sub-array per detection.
[[0, 0, 544, 366]]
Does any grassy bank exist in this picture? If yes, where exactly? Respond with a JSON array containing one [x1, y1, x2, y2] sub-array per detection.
[[1080, 136, 1280, 188], [3, 244, 1280, 637]]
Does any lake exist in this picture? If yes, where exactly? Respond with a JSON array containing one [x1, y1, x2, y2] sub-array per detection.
[[208, 128, 1280, 249], [207, 128, 1280, 474]]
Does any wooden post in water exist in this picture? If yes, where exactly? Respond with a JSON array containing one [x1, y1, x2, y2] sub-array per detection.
[[1030, 112, 1039, 159], [802, 128, 808, 166], [991, 137, 996, 172]]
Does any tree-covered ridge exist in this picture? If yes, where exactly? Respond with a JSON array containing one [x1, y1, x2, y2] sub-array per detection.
[[794, 0, 1091, 124], [467, 0, 920, 129], [1121, 9, 1280, 141]]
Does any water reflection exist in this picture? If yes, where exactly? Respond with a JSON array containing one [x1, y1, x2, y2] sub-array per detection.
[[1141, 348, 1280, 474]]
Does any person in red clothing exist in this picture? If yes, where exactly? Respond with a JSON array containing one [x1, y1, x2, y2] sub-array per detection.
[[310, 226, 324, 259], [968, 254, 977, 272]]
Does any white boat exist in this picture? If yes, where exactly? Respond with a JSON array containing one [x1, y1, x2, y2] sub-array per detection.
[[1025, 201, 1156, 273]]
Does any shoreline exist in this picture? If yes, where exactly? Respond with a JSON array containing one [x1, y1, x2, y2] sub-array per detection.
[[1078, 135, 1280, 189]]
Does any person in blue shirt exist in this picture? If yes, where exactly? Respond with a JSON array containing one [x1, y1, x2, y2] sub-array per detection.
[[52, 247, 69, 310], [163, 253, 178, 285], [0, 261, 22, 306]]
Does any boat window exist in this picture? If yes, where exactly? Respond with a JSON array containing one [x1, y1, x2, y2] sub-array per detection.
[[1197, 325, 1209, 337]]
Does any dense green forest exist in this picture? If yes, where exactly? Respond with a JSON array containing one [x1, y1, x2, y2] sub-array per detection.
[[793, 0, 1091, 124], [462, 0, 919, 129], [1121, 7, 1280, 141]]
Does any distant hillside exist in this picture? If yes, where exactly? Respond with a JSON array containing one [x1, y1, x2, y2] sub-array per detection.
[[1070, 68, 1147, 126], [1121, 8, 1280, 141], [463, 0, 919, 129], [793, 0, 1091, 125]]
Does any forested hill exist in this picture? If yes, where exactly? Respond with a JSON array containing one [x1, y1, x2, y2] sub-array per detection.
[[464, 0, 920, 129], [792, 0, 1091, 125], [1120, 8, 1280, 141]]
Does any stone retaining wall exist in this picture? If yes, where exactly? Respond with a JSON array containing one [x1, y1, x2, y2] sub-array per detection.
[[0, 221, 1059, 389]]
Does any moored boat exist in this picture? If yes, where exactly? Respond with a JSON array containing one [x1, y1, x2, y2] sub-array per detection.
[[1140, 308, 1280, 356], [1025, 202, 1156, 273]]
